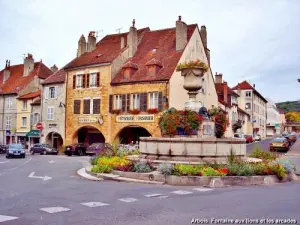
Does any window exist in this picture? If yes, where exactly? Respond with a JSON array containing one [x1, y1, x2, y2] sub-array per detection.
[[93, 98, 101, 114], [22, 117, 27, 127], [6, 116, 11, 129], [7, 97, 12, 108], [34, 113, 40, 124], [114, 95, 122, 110], [76, 75, 83, 88], [89, 73, 97, 87], [74, 100, 81, 114], [132, 94, 140, 109], [149, 92, 159, 109], [83, 99, 91, 114], [47, 107, 54, 120], [49, 87, 56, 99], [23, 100, 27, 110], [245, 103, 251, 110], [231, 96, 237, 105], [245, 91, 251, 97]]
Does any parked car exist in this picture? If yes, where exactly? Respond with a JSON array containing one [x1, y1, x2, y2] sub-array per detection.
[[86, 143, 113, 155], [244, 135, 254, 143], [0, 145, 8, 154], [285, 134, 297, 146], [6, 144, 25, 158], [30, 144, 58, 155], [254, 134, 261, 141], [269, 137, 290, 152], [65, 143, 87, 156]]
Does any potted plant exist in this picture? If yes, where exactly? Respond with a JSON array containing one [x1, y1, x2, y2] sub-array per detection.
[[129, 109, 141, 115]]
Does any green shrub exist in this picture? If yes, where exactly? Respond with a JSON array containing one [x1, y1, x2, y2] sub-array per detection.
[[91, 164, 113, 173], [173, 164, 200, 176], [269, 163, 286, 179], [158, 163, 174, 175], [133, 161, 153, 173], [227, 163, 255, 176], [227, 148, 237, 165], [201, 167, 225, 176], [249, 146, 277, 161], [90, 155, 101, 166], [271, 158, 296, 174], [112, 138, 121, 156]]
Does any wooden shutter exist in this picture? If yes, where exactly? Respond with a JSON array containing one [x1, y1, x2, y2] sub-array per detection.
[[93, 99, 100, 114], [158, 92, 163, 111], [121, 94, 126, 112], [44, 87, 49, 100], [83, 99, 90, 114], [73, 75, 76, 89], [96, 72, 100, 87], [82, 74, 86, 88], [54, 86, 58, 99], [126, 94, 130, 112], [74, 100, 81, 114], [109, 95, 113, 113], [86, 74, 90, 88], [140, 93, 147, 112]]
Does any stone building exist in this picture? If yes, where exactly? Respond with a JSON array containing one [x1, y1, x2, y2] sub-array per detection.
[[64, 16, 218, 145], [232, 81, 268, 138], [0, 54, 53, 145], [40, 69, 66, 150]]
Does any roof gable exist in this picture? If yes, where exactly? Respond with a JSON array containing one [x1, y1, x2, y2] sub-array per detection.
[[232, 80, 267, 103]]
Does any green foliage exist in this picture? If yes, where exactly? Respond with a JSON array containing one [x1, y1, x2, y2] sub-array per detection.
[[208, 107, 230, 138], [249, 146, 277, 161], [276, 101, 300, 113], [90, 155, 101, 166], [158, 163, 174, 175], [173, 164, 201, 176], [227, 148, 238, 165], [91, 164, 113, 173], [112, 138, 121, 156], [227, 163, 255, 176], [201, 167, 226, 176], [269, 163, 286, 179], [133, 161, 153, 173], [271, 158, 296, 174], [176, 59, 209, 72]]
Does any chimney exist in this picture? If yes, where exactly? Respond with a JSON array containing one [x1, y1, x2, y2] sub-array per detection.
[[51, 64, 58, 73], [121, 36, 125, 49], [200, 26, 207, 49], [77, 34, 87, 57], [23, 54, 34, 76], [176, 16, 187, 51], [237, 83, 241, 95], [253, 84, 256, 88], [215, 72, 223, 84], [128, 19, 138, 57], [87, 31, 96, 52], [3, 60, 11, 84], [223, 81, 228, 103]]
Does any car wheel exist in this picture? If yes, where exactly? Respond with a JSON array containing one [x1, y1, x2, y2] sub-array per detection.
[[44, 150, 47, 155], [67, 153, 72, 156], [78, 149, 83, 156], [30, 150, 34, 155]]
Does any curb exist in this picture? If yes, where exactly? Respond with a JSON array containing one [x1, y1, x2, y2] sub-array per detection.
[[77, 168, 103, 181]]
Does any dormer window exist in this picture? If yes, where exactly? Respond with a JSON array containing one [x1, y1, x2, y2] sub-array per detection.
[[122, 61, 138, 80], [146, 59, 163, 77]]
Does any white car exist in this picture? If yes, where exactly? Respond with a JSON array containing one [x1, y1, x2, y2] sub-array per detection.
[[254, 134, 261, 141]]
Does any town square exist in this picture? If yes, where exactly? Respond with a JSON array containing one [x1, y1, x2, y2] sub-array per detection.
[[0, 0, 300, 224]]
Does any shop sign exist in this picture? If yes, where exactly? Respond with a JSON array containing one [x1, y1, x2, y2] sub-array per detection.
[[79, 117, 98, 123], [48, 124, 57, 128], [116, 114, 155, 123]]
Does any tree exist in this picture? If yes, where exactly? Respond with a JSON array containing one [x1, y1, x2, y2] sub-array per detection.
[[285, 111, 300, 122]]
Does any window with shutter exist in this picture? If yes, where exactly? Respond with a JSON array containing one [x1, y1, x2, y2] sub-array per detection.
[[82, 74, 86, 88], [126, 94, 130, 112], [83, 99, 91, 114], [149, 92, 159, 109], [140, 93, 147, 112], [96, 72, 100, 87], [74, 100, 81, 114], [109, 95, 113, 112], [121, 95, 126, 112], [86, 74, 90, 88], [90, 73, 97, 87], [158, 92, 163, 111], [44, 87, 49, 100], [115, 95, 122, 110], [132, 93, 140, 109], [93, 99, 100, 114], [73, 75, 76, 89]]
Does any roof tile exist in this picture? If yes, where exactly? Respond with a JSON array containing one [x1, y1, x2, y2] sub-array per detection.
[[18, 90, 41, 99], [43, 69, 66, 85]]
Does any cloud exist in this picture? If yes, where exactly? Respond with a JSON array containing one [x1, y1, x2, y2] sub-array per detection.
[[0, 0, 299, 102]]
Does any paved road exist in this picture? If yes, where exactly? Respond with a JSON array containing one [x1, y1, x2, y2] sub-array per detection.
[[1, 153, 300, 225], [246, 139, 273, 154]]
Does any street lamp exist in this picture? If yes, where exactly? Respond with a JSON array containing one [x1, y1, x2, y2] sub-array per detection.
[[298, 79, 300, 83]]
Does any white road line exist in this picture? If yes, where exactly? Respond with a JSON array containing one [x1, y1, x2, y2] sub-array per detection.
[[193, 188, 213, 192], [145, 194, 163, 198], [118, 198, 138, 203], [8, 156, 32, 171], [0, 161, 9, 164], [158, 195, 169, 199], [0, 215, 18, 223], [81, 202, 110, 207], [40, 207, 71, 214], [171, 190, 193, 195], [48, 160, 55, 163]]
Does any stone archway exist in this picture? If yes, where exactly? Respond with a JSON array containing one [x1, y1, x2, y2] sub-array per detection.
[[45, 132, 63, 149], [72, 126, 105, 145], [116, 125, 151, 144]]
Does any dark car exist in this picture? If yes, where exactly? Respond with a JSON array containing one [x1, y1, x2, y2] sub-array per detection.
[[86, 143, 113, 155], [6, 144, 25, 158], [244, 135, 254, 143], [0, 145, 8, 154], [65, 143, 87, 156], [269, 137, 290, 152], [30, 144, 58, 155]]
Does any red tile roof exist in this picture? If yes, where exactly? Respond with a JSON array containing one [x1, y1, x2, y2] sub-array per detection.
[[232, 81, 267, 103], [65, 28, 150, 69], [145, 58, 163, 67], [43, 68, 66, 85], [31, 97, 41, 105], [0, 62, 53, 94], [122, 61, 139, 70], [111, 24, 197, 84], [215, 83, 239, 97], [18, 90, 41, 99]]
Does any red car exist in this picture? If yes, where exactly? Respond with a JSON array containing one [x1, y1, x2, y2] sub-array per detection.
[[245, 135, 254, 143]]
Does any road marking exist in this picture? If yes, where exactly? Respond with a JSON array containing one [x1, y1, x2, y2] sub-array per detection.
[[0, 215, 18, 223], [158, 195, 169, 199], [193, 188, 213, 192], [40, 207, 70, 214], [171, 190, 193, 195], [7, 156, 32, 171], [49, 160, 55, 163], [0, 161, 9, 164], [81, 202, 110, 207], [28, 172, 52, 181], [145, 193, 163, 198], [118, 198, 138, 203]]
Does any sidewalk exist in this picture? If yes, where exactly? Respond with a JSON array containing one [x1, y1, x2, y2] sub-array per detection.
[[287, 139, 300, 155], [285, 139, 300, 175]]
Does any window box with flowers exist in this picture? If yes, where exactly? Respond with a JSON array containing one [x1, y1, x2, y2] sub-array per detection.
[[112, 109, 121, 115], [129, 109, 140, 115], [147, 108, 159, 114]]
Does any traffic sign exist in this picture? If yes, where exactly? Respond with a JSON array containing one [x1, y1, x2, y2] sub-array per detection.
[[36, 123, 43, 130]]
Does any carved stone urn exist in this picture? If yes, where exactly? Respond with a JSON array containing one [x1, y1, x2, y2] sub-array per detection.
[[180, 67, 206, 112]]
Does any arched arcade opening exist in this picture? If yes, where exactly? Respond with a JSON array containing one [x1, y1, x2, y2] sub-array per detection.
[[45, 132, 63, 150], [117, 126, 151, 144], [73, 126, 105, 145]]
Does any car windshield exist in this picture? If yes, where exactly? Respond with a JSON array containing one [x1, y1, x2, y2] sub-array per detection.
[[9, 144, 23, 149], [272, 138, 285, 143], [42, 144, 51, 148]]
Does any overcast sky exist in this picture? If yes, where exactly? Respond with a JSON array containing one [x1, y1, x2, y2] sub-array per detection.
[[0, 0, 299, 103]]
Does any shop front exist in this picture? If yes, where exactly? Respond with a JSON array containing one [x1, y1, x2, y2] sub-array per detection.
[[26, 130, 40, 148]]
